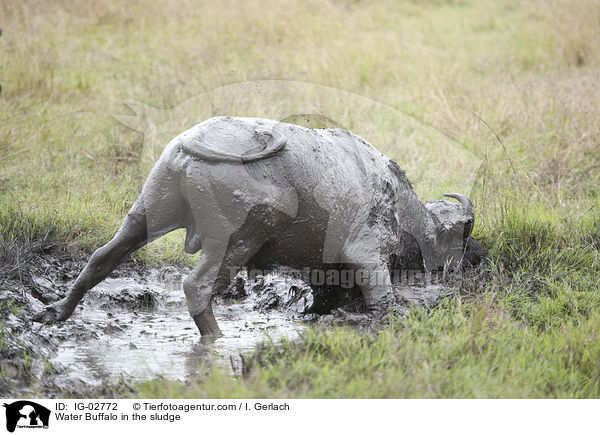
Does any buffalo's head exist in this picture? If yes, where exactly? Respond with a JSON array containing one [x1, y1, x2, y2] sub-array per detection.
[[424, 193, 483, 270]]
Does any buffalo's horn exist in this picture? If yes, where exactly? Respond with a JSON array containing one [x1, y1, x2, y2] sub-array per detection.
[[444, 193, 475, 222]]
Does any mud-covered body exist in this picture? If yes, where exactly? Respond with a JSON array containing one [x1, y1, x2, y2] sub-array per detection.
[[35, 116, 481, 336], [147, 117, 435, 268]]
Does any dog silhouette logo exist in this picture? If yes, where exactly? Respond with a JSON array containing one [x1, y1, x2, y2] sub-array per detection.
[[3, 401, 50, 432]]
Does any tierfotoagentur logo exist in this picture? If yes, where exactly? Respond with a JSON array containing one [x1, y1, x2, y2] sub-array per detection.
[[3, 401, 50, 432], [229, 266, 449, 288]]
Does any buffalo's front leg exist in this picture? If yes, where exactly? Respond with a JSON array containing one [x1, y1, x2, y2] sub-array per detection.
[[343, 242, 394, 318]]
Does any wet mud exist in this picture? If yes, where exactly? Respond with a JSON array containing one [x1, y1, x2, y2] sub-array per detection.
[[0, 242, 462, 398]]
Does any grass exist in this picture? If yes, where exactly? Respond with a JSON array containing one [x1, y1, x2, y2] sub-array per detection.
[[134, 212, 600, 398], [1, 0, 600, 397], [137, 311, 600, 398]]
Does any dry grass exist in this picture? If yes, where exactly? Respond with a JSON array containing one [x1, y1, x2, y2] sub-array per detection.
[[2, 1, 598, 229], [1, 0, 600, 397]]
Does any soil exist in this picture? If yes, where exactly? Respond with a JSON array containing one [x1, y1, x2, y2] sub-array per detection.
[[0, 240, 464, 398]]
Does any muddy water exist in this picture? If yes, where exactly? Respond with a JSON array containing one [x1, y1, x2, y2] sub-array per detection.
[[38, 268, 449, 389], [47, 272, 308, 387]]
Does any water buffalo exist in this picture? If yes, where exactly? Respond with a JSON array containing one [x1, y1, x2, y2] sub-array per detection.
[[34, 116, 481, 336]]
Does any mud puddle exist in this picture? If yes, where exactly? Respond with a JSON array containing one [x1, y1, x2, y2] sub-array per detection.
[[1, 242, 474, 397], [43, 271, 310, 387]]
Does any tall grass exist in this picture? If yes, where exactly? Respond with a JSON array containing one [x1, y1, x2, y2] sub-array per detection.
[[1, 0, 599, 397], [130, 205, 599, 398]]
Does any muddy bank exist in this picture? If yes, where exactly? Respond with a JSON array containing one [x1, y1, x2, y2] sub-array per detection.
[[0, 242, 306, 397], [0, 239, 150, 397], [0, 239, 476, 398]]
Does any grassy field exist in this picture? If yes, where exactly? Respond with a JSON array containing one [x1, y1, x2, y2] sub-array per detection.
[[1, 0, 599, 398]]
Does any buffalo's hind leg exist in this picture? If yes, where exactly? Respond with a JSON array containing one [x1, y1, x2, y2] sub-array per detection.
[[183, 238, 226, 338], [184, 233, 269, 338], [33, 204, 149, 324], [185, 206, 288, 337]]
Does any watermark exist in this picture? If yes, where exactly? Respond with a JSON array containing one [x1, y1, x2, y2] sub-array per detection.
[[227, 266, 449, 289], [3, 401, 50, 433], [1, 399, 594, 434]]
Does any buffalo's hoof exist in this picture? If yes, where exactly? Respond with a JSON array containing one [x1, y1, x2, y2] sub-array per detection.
[[192, 311, 223, 338], [199, 334, 222, 345], [32, 302, 71, 324]]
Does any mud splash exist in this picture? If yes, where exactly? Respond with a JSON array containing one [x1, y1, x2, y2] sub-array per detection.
[[42, 271, 310, 387]]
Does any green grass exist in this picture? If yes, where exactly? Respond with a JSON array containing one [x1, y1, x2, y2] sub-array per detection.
[[136, 309, 600, 398], [1, 0, 600, 397], [133, 210, 600, 398]]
